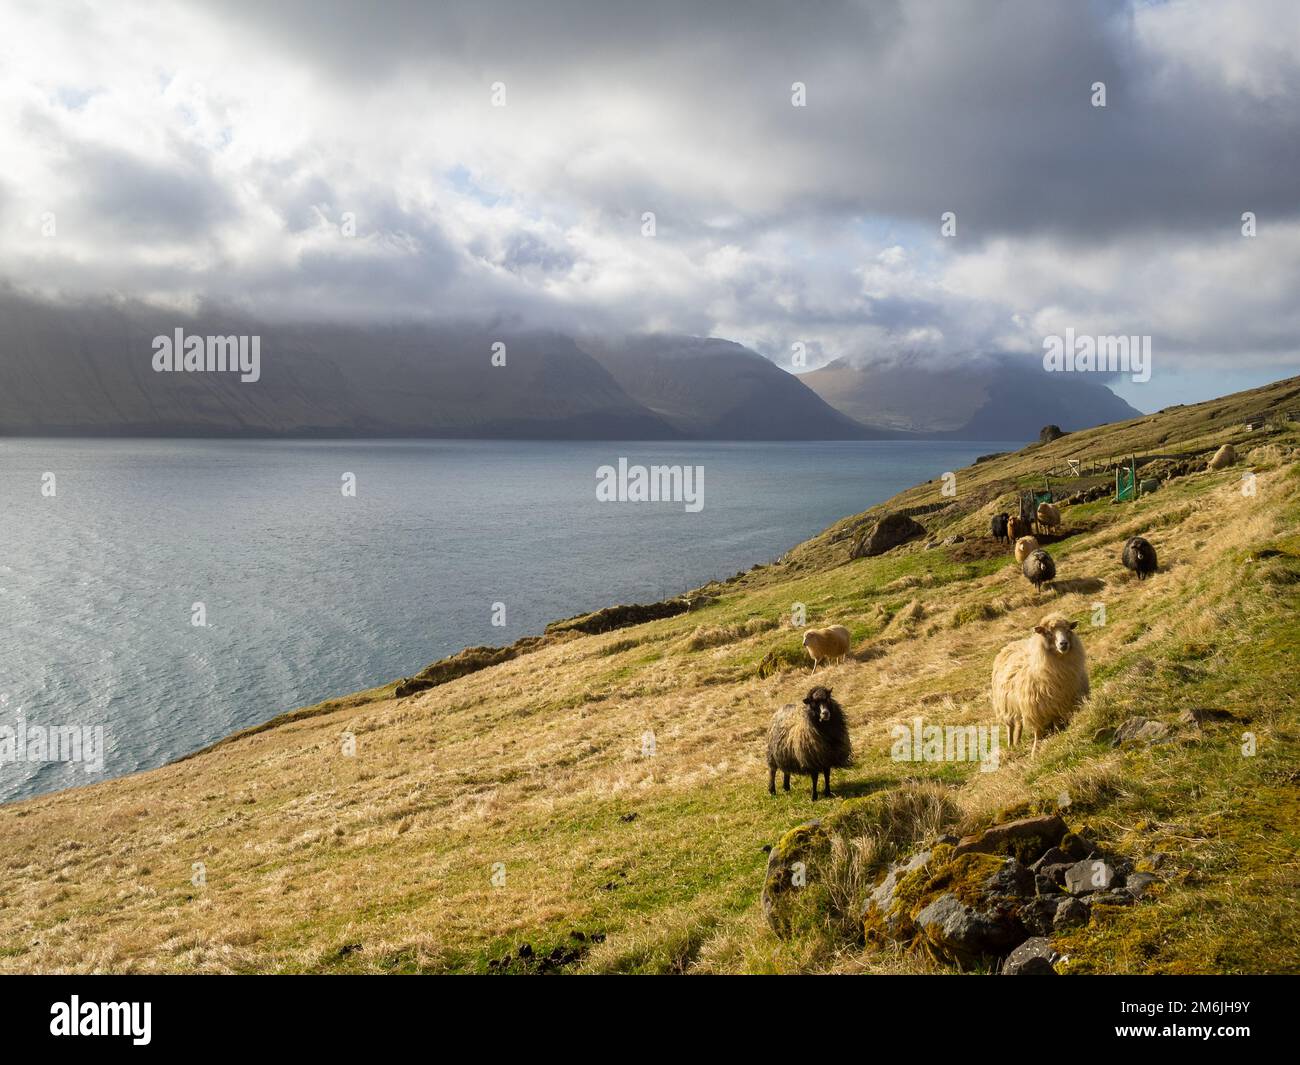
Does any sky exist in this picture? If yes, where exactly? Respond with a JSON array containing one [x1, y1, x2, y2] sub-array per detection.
[[1, 0, 1298, 410]]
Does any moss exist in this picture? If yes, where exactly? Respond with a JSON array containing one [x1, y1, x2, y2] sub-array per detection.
[[757, 643, 807, 678], [950, 602, 1001, 628]]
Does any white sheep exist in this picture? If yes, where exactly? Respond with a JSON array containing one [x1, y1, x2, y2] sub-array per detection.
[[802, 625, 851, 670], [1036, 502, 1061, 535], [1208, 443, 1236, 470], [1014, 535, 1040, 564], [991, 614, 1089, 754]]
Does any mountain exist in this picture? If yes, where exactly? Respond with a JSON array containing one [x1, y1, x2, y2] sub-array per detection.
[[0, 293, 677, 439], [0, 291, 1140, 441], [579, 335, 890, 439], [799, 356, 1142, 439]]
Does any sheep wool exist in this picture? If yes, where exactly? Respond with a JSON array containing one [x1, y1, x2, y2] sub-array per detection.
[[991, 614, 1089, 751], [1036, 502, 1061, 533], [1014, 535, 1040, 564], [1122, 536, 1158, 580], [1208, 443, 1236, 470], [802, 625, 850, 669], [767, 686, 852, 800]]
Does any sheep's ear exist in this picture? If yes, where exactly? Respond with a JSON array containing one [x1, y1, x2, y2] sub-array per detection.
[[1068, 620, 1078, 630], [1034, 625, 1047, 635]]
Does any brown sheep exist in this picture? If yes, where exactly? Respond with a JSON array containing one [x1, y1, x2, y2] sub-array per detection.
[[802, 625, 850, 670], [1036, 502, 1062, 535], [1007, 515, 1030, 546]]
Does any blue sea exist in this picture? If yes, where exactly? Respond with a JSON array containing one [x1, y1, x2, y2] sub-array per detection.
[[0, 438, 1020, 802]]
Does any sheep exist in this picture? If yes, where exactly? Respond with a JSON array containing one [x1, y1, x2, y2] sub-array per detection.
[[802, 625, 850, 670], [767, 686, 852, 800], [990, 512, 1010, 542], [991, 614, 1089, 754], [1006, 515, 1031, 545], [1122, 536, 1158, 580], [1208, 443, 1236, 469], [1014, 535, 1040, 564], [1036, 502, 1062, 535], [1022, 548, 1056, 595]]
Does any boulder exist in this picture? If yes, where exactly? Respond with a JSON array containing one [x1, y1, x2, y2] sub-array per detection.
[[1019, 896, 1065, 936], [1112, 717, 1174, 746], [850, 512, 926, 558], [915, 893, 1027, 967], [952, 814, 1068, 863], [1125, 872, 1160, 898], [1053, 896, 1090, 930], [760, 819, 824, 937], [1001, 936, 1060, 975], [1064, 859, 1118, 896], [1039, 425, 1065, 444]]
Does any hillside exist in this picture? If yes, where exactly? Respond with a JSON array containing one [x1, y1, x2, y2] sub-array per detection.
[[799, 356, 1142, 438], [1, 376, 1298, 974]]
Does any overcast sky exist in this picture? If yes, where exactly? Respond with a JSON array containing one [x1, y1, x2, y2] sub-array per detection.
[[2, 0, 1298, 408]]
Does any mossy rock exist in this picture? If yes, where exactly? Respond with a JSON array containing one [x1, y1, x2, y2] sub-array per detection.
[[762, 786, 960, 940], [866, 848, 1034, 968], [761, 820, 828, 938]]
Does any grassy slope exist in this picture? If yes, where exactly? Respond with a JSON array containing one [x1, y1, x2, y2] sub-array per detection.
[[2, 377, 1298, 974]]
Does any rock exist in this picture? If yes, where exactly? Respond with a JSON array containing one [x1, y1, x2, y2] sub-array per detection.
[[1179, 706, 1238, 727], [1020, 896, 1065, 936], [1099, 888, 1135, 906], [1053, 897, 1090, 930], [868, 849, 933, 920], [1038, 862, 1073, 888], [1002, 936, 1060, 975], [393, 677, 436, 698], [1058, 833, 1093, 862], [952, 814, 1068, 863], [1112, 716, 1174, 746], [1030, 846, 1069, 872], [915, 893, 1026, 967], [1125, 872, 1160, 898], [761, 819, 824, 937], [547, 598, 693, 635], [1064, 859, 1117, 896], [1035, 874, 1063, 896], [850, 512, 927, 558], [984, 857, 1035, 898], [943, 534, 966, 545], [1039, 425, 1065, 444]]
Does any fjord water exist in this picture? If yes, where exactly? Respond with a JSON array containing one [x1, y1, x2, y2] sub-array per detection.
[[0, 437, 1019, 802]]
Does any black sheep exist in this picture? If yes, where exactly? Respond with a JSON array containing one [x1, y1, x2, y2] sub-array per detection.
[[767, 686, 852, 800], [1122, 536, 1158, 580], [1022, 548, 1056, 594], [991, 512, 1010, 542]]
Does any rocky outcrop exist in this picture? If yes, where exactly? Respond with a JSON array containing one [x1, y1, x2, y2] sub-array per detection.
[[860, 813, 1154, 971], [849, 512, 926, 558]]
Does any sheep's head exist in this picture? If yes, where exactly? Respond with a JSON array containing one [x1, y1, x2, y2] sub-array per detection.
[[1034, 615, 1078, 655], [803, 686, 837, 723]]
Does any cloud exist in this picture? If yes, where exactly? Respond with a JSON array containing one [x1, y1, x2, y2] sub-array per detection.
[[0, 0, 1297, 406]]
